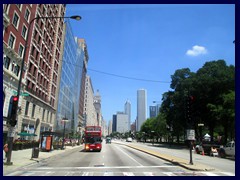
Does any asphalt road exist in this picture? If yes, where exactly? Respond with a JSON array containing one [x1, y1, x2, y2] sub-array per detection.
[[5, 141, 235, 176], [123, 140, 235, 174]]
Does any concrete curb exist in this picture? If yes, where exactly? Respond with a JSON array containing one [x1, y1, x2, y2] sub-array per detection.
[[113, 141, 215, 171]]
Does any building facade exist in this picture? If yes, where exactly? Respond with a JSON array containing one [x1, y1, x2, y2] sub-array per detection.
[[116, 112, 128, 133], [76, 38, 89, 137], [149, 104, 161, 118], [136, 89, 147, 131], [93, 90, 102, 126], [112, 114, 117, 132], [3, 4, 66, 140], [55, 20, 85, 138], [124, 100, 131, 130], [84, 75, 97, 126]]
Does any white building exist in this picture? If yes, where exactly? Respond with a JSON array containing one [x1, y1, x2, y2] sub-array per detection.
[[84, 75, 97, 126], [116, 112, 129, 133], [124, 100, 131, 130], [108, 120, 112, 135], [137, 89, 147, 131]]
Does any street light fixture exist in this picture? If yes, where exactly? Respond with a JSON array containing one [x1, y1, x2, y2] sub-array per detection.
[[5, 14, 81, 165]]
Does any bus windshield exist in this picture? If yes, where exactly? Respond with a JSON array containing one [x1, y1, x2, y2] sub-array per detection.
[[85, 137, 102, 144]]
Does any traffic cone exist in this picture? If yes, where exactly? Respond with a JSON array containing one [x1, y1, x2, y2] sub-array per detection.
[[202, 150, 205, 156]]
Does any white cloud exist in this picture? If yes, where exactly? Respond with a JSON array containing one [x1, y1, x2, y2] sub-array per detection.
[[186, 45, 208, 56]]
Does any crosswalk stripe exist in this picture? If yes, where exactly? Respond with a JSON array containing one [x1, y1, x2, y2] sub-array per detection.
[[162, 172, 177, 176], [123, 172, 134, 176], [103, 171, 114, 176], [82, 172, 89, 176], [203, 172, 219, 176], [143, 172, 154, 176], [5, 170, 235, 176], [221, 172, 235, 176]]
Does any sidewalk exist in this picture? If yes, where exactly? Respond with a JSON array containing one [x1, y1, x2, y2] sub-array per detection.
[[113, 141, 215, 171], [3, 145, 82, 175]]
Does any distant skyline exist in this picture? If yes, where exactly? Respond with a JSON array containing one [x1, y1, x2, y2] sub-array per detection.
[[65, 4, 235, 124]]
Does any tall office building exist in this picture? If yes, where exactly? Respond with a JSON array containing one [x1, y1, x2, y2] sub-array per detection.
[[116, 112, 128, 133], [84, 75, 97, 126], [137, 89, 147, 131], [124, 100, 131, 130], [55, 20, 86, 136], [112, 114, 117, 132], [3, 4, 66, 140], [150, 104, 161, 118]]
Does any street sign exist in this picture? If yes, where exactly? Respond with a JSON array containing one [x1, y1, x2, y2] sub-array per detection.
[[12, 90, 29, 96], [186, 129, 195, 140]]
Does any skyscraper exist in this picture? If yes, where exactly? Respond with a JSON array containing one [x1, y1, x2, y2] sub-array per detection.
[[124, 100, 131, 130], [137, 89, 147, 131]]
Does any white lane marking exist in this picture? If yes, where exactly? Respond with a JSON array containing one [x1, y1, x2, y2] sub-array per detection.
[[123, 172, 134, 176], [38, 165, 177, 170], [117, 147, 143, 166]]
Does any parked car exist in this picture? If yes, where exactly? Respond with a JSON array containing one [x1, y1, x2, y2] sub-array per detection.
[[219, 141, 235, 158], [126, 137, 133, 142]]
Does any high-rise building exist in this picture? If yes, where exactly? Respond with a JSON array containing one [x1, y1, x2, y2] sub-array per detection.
[[124, 100, 131, 130], [76, 38, 89, 135], [84, 75, 97, 126], [108, 120, 112, 135], [150, 104, 161, 118], [94, 90, 102, 126], [55, 20, 86, 136], [137, 89, 147, 131], [112, 114, 117, 132], [116, 112, 128, 133], [3, 4, 66, 140]]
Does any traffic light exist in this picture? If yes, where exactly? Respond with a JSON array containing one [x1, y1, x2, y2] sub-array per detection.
[[8, 96, 19, 126], [186, 95, 195, 123]]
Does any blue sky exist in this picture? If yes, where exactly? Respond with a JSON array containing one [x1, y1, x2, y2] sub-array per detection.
[[65, 4, 235, 124]]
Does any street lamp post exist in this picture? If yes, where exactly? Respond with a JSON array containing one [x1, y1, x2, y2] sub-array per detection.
[[61, 117, 69, 150], [198, 123, 204, 143], [5, 15, 81, 165]]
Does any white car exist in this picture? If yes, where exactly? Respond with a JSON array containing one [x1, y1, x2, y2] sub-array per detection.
[[126, 137, 133, 142], [219, 141, 235, 158]]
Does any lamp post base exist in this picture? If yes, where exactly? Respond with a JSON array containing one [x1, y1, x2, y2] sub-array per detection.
[[4, 162, 13, 166]]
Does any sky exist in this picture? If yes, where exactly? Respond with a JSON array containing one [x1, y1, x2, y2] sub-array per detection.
[[65, 4, 235, 124]]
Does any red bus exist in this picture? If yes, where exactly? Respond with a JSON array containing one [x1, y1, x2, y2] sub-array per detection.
[[84, 126, 102, 152]]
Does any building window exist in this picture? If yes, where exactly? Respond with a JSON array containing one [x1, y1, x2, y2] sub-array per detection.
[[13, 64, 20, 77], [25, 101, 29, 116], [47, 111, 49, 122], [24, 8, 30, 22], [16, 4, 22, 10], [3, 56, 10, 69], [42, 109, 45, 121], [18, 44, 24, 58], [22, 25, 27, 39], [8, 34, 15, 48], [12, 13, 19, 28], [32, 104, 36, 118]]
